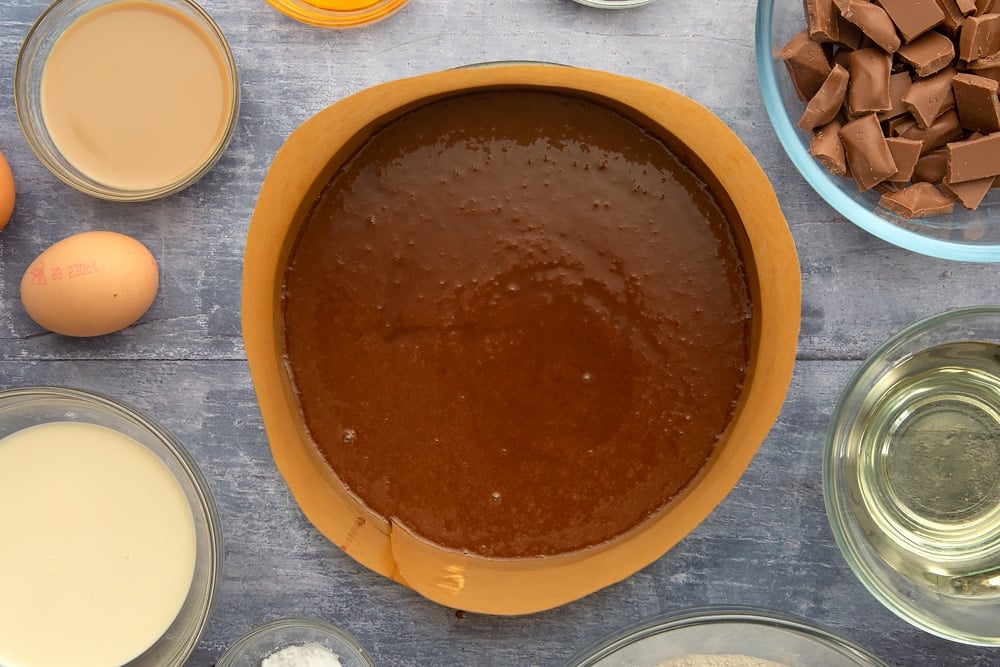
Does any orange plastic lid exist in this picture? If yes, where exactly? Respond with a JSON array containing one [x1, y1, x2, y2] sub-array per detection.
[[265, 0, 407, 27]]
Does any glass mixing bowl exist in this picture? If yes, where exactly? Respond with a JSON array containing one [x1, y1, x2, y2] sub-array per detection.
[[570, 0, 659, 8], [217, 617, 376, 667], [825, 306, 1000, 645], [0, 386, 222, 666], [15, 0, 240, 201], [565, 606, 887, 666], [755, 0, 1000, 262], [264, 0, 408, 27]]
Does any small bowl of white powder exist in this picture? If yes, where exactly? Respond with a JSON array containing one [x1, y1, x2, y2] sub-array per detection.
[[217, 617, 375, 667], [565, 606, 888, 667]]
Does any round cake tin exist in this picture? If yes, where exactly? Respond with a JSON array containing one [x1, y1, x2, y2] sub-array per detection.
[[242, 63, 801, 615]]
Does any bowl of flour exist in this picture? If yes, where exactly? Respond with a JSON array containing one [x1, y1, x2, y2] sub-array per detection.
[[565, 606, 888, 667], [217, 617, 375, 667]]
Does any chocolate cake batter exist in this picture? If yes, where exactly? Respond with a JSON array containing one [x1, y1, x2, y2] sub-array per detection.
[[283, 90, 751, 558]]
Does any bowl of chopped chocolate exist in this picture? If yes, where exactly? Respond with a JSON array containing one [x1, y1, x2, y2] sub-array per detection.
[[758, 0, 1000, 261], [242, 63, 800, 615]]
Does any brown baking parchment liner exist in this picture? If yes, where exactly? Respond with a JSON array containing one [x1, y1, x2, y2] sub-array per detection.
[[242, 64, 801, 616]]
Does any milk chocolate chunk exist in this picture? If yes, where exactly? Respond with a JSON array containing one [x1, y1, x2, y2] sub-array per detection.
[[833, 46, 854, 70], [899, 108, 964, 151], [958, 0, 978, 14], [878, 71, 915, 119], [806, 0, 841, 42], [952, 72, 1000, 131], [840, 113, 899, 189], [943, 174, 995, 207], [799, 64, 851, 130], [888, 114, 919, 135], [959, 13, 1000, 61], [967, 52, 1000, 82], [879, 0, 946, 42], [781, 29, 833, 101], [875, 181, 903, 194], [976, 0, 999, 14], [913, 148, 950, 180], [897, 31, 957, 76], [902, 65, 957, 127], [833, 0, 902, 52], [837, 13, 866, 48], [946, 131, 1000, 181], [935, 0, 967, 33], [879, 182, 956, 217], [848, 48, 893, 113], [810, 119, 849, 175], [886, 137, 925, 180]]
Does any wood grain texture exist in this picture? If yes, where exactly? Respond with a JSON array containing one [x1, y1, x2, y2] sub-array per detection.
[[0, 1, 998, 665]]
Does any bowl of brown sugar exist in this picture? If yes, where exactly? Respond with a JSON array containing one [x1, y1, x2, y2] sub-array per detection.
[[242, 63, 801, 615]]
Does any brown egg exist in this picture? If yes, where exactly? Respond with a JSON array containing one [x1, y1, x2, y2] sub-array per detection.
[[20, 231, 159, 337], [0, 150, 14, 232]]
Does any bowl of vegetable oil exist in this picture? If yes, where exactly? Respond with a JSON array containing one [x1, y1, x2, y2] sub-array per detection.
[[825, 306, 1000, 646]]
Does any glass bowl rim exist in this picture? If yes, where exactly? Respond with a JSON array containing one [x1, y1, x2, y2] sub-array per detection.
[[0, 384, 223, 664], [13, 0, 241, 202], [217, 616, 377, 666], [563, 604, 889, 666], [754, 0, 1000, 263], [570, 0, 659, 8], [264, 0, 409, 28], [822, 305, 1000, 646]]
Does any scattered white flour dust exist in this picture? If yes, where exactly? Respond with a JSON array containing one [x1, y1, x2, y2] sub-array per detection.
[[261, 641, 343, 667], [656, 655, 788, 667]]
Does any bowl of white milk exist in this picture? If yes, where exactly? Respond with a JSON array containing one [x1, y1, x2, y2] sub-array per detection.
[[0, 386, 222, 667]]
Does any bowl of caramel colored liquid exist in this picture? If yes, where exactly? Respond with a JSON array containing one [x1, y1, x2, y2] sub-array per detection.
[[242, 63, 801, 615], [15, 0, 239, 201]]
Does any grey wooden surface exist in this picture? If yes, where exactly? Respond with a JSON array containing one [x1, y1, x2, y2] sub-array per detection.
[[0, 1, 998, 665]]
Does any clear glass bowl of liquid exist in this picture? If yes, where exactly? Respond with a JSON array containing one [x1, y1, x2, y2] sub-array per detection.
[[825, 306, 1000, 645], [0, 386, 222, 666], [14, 0, 240, 201]]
